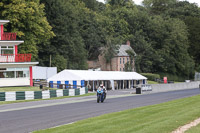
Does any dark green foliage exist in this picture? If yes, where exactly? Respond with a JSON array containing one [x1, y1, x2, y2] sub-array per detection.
[[0, 0, 198, 79], [40, 0, 88, 70], [158, 73, 187, 82], [140, 73, 160, 81], [0, 0, 54, 61], [125, 49, 136, 72]]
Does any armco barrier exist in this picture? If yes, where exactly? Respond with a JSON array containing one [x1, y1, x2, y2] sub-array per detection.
[[0, 87, 88, 102], [151, 81, 200, 92], [0, 92, 5, 101]]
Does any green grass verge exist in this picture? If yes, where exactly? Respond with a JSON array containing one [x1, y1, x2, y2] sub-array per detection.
[[186, 123, 200, 133], [0, 93, 95, 105], [147, 80, 158, 84], [34, 95, 200, 133], [0, 86, 57, 92]]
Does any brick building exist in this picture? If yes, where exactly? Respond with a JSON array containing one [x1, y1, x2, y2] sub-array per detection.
[[88, 41, 136, 71]]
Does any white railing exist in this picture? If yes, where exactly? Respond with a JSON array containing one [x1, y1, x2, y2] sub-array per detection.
[[141, 84, 152, 91]]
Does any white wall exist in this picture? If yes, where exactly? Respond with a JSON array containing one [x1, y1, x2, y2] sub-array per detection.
[[151, 81, 200, 92], [33, 66, 57, 80], [0, 78, 30, 87]]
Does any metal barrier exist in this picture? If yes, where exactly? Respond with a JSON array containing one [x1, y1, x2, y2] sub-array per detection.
[[141, 84, 152, 91]]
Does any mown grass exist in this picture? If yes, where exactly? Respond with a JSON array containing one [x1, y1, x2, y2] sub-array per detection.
[[34, 95, 200, 133], [147, 80, 158, 84], [0, 93, 95, 105], [0, 86, 57, 92], [186, 123, 200, 133]]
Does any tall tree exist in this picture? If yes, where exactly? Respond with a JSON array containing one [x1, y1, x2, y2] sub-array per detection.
[[0, 0, 54, 61], [40, 0, 88, 70]]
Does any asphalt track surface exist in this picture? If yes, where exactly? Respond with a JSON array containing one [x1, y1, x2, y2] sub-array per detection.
[[0, 88, 200, 133]]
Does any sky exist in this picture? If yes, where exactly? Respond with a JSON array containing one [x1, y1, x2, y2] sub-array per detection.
[[97, 0, 200, 6]]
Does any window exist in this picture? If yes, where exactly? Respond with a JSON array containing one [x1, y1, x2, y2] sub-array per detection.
[[120, 58, 121, 64], [0, 71, 14, 78], [1, 46, 14, 55], [123, 58, 125, 64], [123, 68, 125, 71], [16, 71, 23, 78], [120, 68, 121, 71], [0, 68, 29, 78]]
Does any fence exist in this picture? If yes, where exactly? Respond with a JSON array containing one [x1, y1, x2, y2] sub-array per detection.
[[141, 84, 152, 91], [33, 81, 84, 90], [0, 54, 32, 62]]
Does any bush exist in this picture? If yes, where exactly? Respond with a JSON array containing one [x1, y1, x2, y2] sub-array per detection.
[[158, 73, 186, 82], [140, 73, 160, 81]]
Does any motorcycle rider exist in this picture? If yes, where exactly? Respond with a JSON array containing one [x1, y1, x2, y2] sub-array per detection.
[[97, 84, 107, 99]]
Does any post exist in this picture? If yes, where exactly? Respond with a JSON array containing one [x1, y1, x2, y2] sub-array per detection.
[[29, 66, 33, 86], [131, 80, 133, 88], [1, 25, 4, 40], [93, 80, 95, 92], [15, 45, 18, 62], [50, 55, 51, 67], [123, 80, 124, 89]]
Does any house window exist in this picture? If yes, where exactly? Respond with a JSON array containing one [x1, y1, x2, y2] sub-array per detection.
[[1, 46, 14, 55], [120, 68, 121, 71], [123, 67, 125, 71], [120, 58, 121, 64], [123, 58, 125, 64]]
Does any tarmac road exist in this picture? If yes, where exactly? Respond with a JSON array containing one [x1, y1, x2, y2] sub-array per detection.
[[0, 88, 200, 133]]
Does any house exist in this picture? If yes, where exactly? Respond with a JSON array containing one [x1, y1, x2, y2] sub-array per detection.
[[88, 41, 136, 71], [0, 20, 39, 87]]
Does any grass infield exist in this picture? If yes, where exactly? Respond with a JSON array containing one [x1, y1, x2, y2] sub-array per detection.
[[147, 80, 158, 84], [34, 94, 200, 133], [0, 86, 57, 92]]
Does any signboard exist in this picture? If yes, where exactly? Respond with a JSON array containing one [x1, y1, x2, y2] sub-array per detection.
[[164, 77, 167, 84]]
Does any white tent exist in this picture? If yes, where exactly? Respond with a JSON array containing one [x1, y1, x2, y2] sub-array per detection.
[[47, 69, 147, 82]]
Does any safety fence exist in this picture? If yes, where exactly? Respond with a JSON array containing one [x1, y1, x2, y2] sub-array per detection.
[[0, 87, 88, 101]]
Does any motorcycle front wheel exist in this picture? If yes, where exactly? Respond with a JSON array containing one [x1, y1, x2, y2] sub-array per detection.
[[97, 95, 100, 103]]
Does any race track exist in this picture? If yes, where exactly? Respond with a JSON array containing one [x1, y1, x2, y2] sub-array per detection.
[[0, 88, 199, 133]]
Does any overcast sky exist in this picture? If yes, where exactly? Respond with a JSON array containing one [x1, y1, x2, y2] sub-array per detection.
[[97, 0, 200, 6]]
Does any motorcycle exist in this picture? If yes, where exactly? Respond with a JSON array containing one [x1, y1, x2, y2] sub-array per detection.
[[97, 89, 105, 103]]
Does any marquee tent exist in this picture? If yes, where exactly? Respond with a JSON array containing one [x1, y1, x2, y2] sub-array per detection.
[[47, 69, 147, 81], [47, 70, 147, 90]]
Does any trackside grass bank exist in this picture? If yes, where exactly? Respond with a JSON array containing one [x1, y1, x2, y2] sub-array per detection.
[[35, 95, 200, 133]]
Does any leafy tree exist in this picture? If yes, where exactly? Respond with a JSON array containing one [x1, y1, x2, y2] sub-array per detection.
[[125, 49, 136, 71], [103, 37, 120, 70], [142, 0, 177, 15], [40, 0, 88, 70], [0, 0, 54, 61]]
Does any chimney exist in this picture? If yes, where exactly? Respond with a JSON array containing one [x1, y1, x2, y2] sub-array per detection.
[[126, 40, 130, 46]]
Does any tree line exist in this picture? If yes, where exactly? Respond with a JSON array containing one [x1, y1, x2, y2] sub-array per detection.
[[0, 0, 199, 80]]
